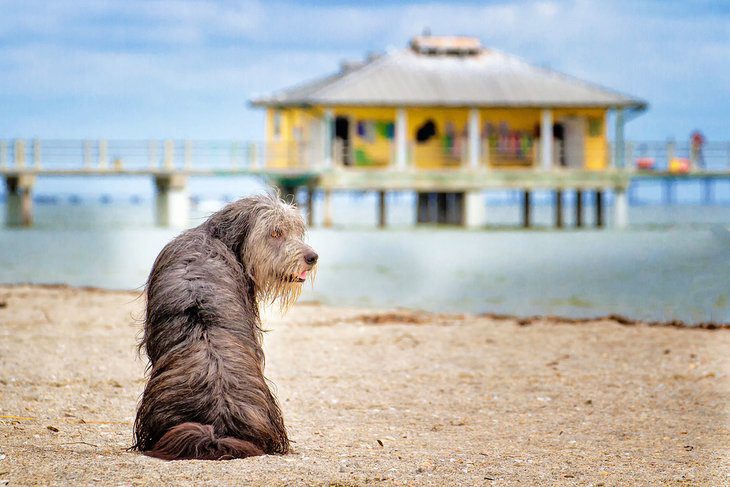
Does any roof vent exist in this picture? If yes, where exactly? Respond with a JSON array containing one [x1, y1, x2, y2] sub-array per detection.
[[410, 36, 482, 56]]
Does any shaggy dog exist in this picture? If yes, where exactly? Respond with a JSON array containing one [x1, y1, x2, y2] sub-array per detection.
[[132, 193, 318, 460]]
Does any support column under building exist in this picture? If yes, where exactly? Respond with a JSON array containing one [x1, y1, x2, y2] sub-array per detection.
[[464, 191, 485, 229], [154, 174, 189, 228]]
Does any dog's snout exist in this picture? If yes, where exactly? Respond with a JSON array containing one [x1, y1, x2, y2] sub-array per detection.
[[304, 251, 318, 265]]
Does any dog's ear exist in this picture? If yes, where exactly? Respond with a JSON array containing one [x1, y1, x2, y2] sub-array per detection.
[[207, 198, 259, 259]]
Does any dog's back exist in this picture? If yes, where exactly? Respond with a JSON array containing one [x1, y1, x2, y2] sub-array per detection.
[[133, 223, 289, 460]]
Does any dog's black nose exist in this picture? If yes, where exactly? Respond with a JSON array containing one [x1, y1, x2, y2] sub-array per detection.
[[304, 252, 318, 265]]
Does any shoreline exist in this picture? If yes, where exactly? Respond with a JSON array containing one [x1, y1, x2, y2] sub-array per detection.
[[2, 282, 727, 330]]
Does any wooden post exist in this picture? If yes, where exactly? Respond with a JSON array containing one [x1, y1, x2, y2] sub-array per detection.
[[14, 140, 25, 168], [522, 190, 531, 228], [32, 139, 41, 169], [98, 139, 108, 169], [554, 189, 563, 228], [595, 190, 604, 228], [575, 189, 583, 228], [377, 190, 386, 228], [163, 140, 174, 170]]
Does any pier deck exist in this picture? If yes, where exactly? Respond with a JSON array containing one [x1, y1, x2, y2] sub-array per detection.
[[1, 138, 728, 228]]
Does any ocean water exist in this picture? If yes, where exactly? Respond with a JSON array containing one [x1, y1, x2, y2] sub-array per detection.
[[0, 193, 729, 325]]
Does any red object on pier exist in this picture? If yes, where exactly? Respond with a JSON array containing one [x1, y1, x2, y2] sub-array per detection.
[[636, 157, 655, 170]]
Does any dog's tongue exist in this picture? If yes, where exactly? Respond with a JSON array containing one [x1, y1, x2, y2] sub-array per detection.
[[299, 270, 308, 280]]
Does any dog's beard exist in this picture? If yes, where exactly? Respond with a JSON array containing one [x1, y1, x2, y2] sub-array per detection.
[[255, 265, 317, 312]]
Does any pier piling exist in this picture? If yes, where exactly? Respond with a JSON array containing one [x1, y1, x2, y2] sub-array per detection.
[[554, 190, 563, 228], [464, 191, 485, 228], [522, 190, 531, 228], [154, 174, 189, 228], [377, 191, 386, 228], [595, 190, 604, 228], [5, 175, 35, 227]]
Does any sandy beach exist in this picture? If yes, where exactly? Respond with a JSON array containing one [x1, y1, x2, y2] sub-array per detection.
[[0, 285, 728, 486]]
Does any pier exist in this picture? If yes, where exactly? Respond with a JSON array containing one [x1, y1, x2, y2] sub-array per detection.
[[1, 139, 729, 229]]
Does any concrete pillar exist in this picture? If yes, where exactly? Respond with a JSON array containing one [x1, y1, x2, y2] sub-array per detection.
[[464, 191, 485, 228], [154, 174, 189, 228], [323, 190, 333, 228], [5, 175, 35, 227], [467, 108, 481, 169], [395, 108, 408, 169], [614, 109, 625, 168], [323, 109, 334, 167], [614, 188, 629, 229], [540, 109, 553, 170]]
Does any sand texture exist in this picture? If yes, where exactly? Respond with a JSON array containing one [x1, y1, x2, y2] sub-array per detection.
[[0, 285, 728, 486]]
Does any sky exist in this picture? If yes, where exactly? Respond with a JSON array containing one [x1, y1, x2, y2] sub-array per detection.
[[1, 0, 728, 142]]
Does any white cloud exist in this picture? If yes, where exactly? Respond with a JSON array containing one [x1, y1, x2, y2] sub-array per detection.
[[0, 0, 728, 139]]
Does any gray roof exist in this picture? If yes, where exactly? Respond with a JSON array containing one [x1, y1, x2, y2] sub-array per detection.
[[250, 44, 646, 110]]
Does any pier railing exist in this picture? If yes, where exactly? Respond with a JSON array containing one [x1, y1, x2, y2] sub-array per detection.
[[1, 138, 729, 173]]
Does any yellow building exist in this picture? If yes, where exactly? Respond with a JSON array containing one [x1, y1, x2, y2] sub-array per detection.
[[250, 36, 646, 173]]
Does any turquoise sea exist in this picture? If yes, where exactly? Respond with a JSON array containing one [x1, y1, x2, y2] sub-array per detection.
[[1, 184, 728, 325]]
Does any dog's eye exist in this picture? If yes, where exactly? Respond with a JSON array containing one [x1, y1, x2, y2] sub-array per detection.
[[270, 229, 282, 239]]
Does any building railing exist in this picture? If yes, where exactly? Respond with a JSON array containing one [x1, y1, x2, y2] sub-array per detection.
[[1, 138, 728, 172]]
